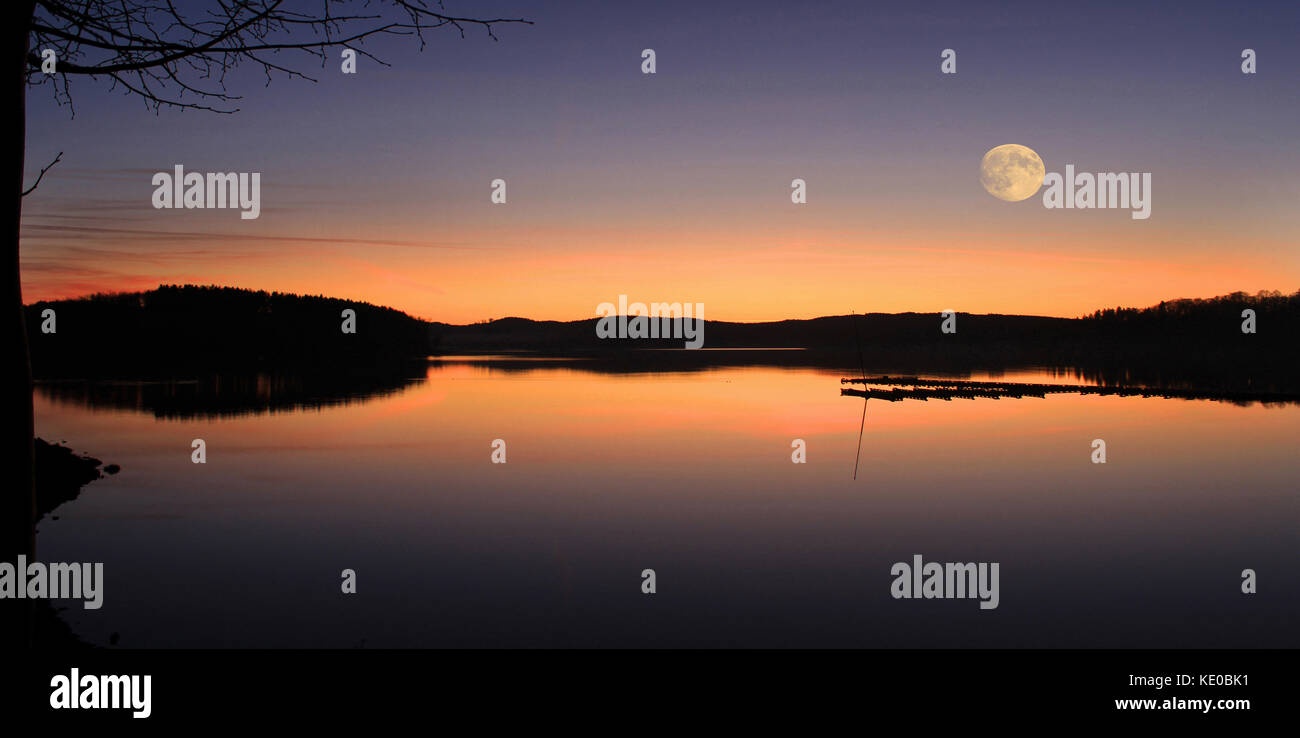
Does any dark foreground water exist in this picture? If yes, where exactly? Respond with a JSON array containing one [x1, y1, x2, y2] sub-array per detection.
[[33, 357, 1300, 647]]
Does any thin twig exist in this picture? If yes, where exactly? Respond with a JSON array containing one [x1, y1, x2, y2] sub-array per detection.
[[21, 151, 64, 197]]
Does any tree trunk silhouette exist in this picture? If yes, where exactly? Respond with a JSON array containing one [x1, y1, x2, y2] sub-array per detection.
[[2, 0, 37, 649]]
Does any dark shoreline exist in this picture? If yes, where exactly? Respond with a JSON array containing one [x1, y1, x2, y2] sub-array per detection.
[[28, 439, 117, 649], [35, 438, 116, 522], [27, 285, 1300, 401]]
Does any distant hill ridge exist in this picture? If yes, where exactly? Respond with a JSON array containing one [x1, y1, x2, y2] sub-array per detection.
[[26, 285, 1300, 376]]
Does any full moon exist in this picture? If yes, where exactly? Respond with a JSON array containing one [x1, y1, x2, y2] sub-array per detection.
[[979, 144, 1045, 202]]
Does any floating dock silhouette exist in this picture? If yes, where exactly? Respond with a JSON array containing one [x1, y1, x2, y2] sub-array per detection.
[[840, 376, 1300, 404]]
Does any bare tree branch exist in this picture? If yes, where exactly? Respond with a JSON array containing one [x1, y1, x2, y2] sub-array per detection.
[[21, 151, 64, 197], [27, 1, 533, 113]]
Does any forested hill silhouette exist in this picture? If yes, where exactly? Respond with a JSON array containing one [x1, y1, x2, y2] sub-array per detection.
[[432, 289, 1298, 350], [26, 286, 1299, 388], [28, 285, 428, 376], [428, 289, 1298, 392]]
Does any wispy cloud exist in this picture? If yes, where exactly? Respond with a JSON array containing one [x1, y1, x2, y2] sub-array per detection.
[[19, 223, 495, 250]]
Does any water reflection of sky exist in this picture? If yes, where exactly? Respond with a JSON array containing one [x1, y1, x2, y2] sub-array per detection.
[[34, 360, 1300, 647]]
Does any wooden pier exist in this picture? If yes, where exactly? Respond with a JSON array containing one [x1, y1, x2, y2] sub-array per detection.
[[839, 375, 1300, 404]]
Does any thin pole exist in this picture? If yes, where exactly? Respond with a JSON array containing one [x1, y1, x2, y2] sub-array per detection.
[[853, 396, 867, 480], [850, 311, 868, 480]]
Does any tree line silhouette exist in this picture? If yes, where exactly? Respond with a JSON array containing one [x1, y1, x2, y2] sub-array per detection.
[[28, 285, 430, 376], [26, 285, 1300, 395]]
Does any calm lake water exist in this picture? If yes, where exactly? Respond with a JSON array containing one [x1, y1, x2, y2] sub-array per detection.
[[33, 357, 1300, 647]]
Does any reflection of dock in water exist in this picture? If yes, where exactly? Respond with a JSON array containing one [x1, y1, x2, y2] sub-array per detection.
[[840, 376, 1300, 404]]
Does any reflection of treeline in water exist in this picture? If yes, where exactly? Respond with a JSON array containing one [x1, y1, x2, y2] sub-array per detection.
[[28, 285, 429, 377], [26, 286, 1299, 395], [432, 290, 1298, 358], [35, 371, 425, 420], [432, 290, 1299, 393], [1068, 290, 1299, 393]]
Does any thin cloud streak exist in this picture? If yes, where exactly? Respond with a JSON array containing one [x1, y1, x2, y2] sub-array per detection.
[[19, 224, 496, 250]]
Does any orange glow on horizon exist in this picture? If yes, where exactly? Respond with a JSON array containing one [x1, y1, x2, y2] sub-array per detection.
[[20, 216, 1299, 323]]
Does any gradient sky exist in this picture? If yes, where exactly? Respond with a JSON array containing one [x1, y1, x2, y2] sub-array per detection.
[[20, 0, 1300, 323]]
